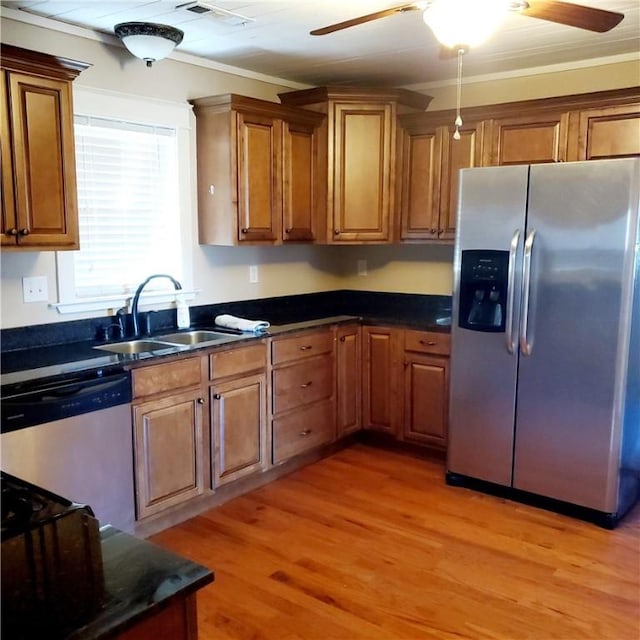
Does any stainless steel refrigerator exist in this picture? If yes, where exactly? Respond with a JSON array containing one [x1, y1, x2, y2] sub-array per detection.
[[447, 158, 640, 527]]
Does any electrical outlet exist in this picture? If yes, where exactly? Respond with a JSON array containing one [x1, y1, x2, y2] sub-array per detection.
[[22, 276, 49, 303], [249, 265, 259, 283], [357, 259, 368, 276]]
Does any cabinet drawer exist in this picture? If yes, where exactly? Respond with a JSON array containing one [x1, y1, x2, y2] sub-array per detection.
[[210, 343, 267, 380], [273, 355, 333, 414], [271, 330, 333, 365], [404, 330, 450, 356], [272, 399, 335, 464], [132, 357, 202, 399]]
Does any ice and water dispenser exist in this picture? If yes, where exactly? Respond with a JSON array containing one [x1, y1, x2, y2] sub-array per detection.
[[458, 250, 509, 332]]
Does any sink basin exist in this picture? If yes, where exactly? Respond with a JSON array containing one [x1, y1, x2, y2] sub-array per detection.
[[94, 339, 180, 354], [155, 330, 237, 346]]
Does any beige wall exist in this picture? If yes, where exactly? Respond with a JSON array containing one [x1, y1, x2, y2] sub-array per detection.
[[1, 16, 638, 329]]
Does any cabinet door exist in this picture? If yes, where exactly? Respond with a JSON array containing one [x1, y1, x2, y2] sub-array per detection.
[[211, 373, 267, 487], [282, 119, 317, 242], [362, 326, 402, 434], [569, 104, 640, 160], [236, 111, 280, 242], [1, 70, 17, 246], [485, 112, 569, 165], [133, 390, 205, 519], [336, 324, 361, 437], [399, 127, 442, 241], [5, 71, 79, 248], [439, 122, 483, 241], [402, 352, 449, 449], [331, 102, 394, 242]]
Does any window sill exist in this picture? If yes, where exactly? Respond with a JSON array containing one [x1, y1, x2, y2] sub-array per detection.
[[50, 290, 200, 315]]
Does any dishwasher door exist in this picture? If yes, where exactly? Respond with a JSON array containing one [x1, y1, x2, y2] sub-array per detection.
[[1, 403, 135, 533]]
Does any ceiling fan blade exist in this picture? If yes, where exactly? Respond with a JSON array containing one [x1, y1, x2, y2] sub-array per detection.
[[521, 0, 624, 33], [310, 3, 421, 36]]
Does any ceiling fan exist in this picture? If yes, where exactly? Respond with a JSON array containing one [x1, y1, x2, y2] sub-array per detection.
[[311, 1, 624, 140], [310, 1, 625, 48]]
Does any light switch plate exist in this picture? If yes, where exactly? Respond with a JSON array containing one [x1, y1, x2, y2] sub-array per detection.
[[357, 259, 368, 276], [23, 276, 48, 303], [249, 265, 259, 283]]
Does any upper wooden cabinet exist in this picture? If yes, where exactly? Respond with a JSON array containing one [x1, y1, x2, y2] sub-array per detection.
[[568, 102, 640, 160], [398, 113, 484, 242], [483, 110, 569, 165], [397, 87, 639, 243], [1, 45, 88, 250], [279, 87, 432, 243], [191, 94, 324, 245]]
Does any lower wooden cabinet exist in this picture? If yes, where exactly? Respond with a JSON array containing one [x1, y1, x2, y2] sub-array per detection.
[[133, 389, 206, 520], [210, 372, 267, 487], [361, 326, 403, 434], [209, 343, 268, 487], [336, 324, 362, 437], [270, 328, 336, 464]]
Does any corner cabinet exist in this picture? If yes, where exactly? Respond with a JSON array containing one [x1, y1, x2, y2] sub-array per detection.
[[336, 323, 362, 437], [1, 45, 89, 250], [279, 87, 432, 243], [190, 94, 324, 245]]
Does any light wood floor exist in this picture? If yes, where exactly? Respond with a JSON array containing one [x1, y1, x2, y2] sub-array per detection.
[[151, 444, 640, 640]]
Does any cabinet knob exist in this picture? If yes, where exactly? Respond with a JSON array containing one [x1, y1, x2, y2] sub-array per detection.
[[197, 397, 205, 404], [285, 228, 292, 234], [19, 228, 30, 236], [7, 228, 18, 236], [339, 336, 346, 342], [300, 381, 313, 389], [334, 229, 340, 235], [241, 228, 248, 234], [212, 394, 221, 400], [299, 429, 312, 437], [430, 228, 437, 235]]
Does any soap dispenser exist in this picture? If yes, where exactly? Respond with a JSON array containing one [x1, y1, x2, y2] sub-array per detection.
[[176, 294, 190, 329]]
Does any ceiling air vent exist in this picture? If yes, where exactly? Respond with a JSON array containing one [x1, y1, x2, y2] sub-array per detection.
[[175, 2, 254, 26]]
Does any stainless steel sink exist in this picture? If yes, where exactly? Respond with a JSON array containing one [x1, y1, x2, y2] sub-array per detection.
[[94, 339, 181, 354], [154, 330, 237, 345]]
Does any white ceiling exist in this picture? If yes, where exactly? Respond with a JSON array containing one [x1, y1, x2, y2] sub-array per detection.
[[1, 0, 638, 87]]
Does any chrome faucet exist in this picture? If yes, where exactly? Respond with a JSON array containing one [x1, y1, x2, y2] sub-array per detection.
[[130, 274, 182, 337]]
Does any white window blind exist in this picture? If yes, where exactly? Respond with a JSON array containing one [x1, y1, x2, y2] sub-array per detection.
[[73, 115, 182, 298]]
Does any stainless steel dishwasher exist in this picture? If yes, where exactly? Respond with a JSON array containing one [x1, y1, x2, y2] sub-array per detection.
[[1, 368, 135, 533]]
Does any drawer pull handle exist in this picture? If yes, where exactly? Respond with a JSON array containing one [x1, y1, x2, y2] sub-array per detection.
[[299, 429, 312, 436], [300, 345, 312, 351], [300, 381, 313, 389], [420, 340, 437, 346]]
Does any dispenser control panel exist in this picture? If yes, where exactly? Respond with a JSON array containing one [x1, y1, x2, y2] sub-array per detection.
[[458, 250, 509, 332]]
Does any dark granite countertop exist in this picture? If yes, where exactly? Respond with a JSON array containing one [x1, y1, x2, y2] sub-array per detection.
[[2, 523, 213, 640], [69, 525, 213, 639], [1, 292, 452, 387]]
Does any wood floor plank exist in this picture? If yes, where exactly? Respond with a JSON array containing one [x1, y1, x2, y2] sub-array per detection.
[[151, 444, 640, 639]]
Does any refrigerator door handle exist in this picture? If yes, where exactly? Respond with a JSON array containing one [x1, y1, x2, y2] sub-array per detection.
[[505, 229, 521, 354], [520, 229, 536, 356]]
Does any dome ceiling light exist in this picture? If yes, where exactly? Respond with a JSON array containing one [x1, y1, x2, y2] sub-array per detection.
[[114, 22, 184, 67]]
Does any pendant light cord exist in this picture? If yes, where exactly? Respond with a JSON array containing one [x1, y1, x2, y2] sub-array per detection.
[[453, 47, 465, 141]]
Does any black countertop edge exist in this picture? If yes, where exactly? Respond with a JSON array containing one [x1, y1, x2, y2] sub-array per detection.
[[68, 525, 214, 640]]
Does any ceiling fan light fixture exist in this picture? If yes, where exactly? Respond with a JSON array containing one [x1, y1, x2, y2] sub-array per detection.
[[114, 22, 184, 67], [422, 0, 513, 48]]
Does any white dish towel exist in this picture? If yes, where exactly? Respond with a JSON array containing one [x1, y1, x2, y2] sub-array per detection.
[[215, 314, 270, 333]]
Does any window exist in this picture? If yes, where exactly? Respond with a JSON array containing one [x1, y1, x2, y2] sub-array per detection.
[[73, 116, 180, 297], [55, 88, 194, 314]]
